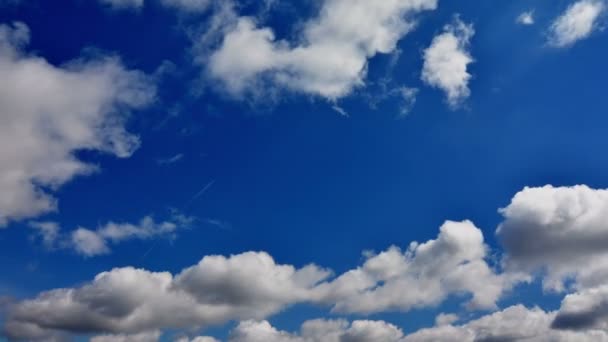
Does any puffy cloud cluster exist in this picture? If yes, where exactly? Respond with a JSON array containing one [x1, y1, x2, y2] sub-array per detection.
[[0, 22, 155, 227], [4, 221, 511, 340], [548, 0, 605, 47], [228, 319, 406, 342], [206, 0, 438, 100], [11, 184, 608, 340], [498, 185, 608, 292], [315, 220, 511, 313], [421, 17, 474, 108], [4, 252, 330, 340], [404, 305, 608, 342]]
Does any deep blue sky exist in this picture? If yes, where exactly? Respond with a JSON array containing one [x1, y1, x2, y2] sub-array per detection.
[[1, 0, 608, 341]]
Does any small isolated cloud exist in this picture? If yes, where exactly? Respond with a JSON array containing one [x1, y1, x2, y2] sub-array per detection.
[[99, 0, 144, 10], [229, 319, 405, 342], [205, 0, 438, 100], [517, 10, 535, 25], [28, 213, 193, 257], [421, 17, 475, 109], [0, 22, 155, 227], [548, 0, 605, 47]]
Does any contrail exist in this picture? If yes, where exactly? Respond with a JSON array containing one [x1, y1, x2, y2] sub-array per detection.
[[141, 179, 216, 260]]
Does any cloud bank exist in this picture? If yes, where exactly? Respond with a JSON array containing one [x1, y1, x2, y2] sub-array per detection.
[[0, 22, 155, 227]]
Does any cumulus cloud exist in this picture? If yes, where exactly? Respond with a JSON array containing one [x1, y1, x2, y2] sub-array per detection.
[[421, 17, 474, 108], [497, 185, 608, 292], [315, 220, 513, 314], [205, 0, 438, 100], [553, 285, 608, 331], [228, 319, 405, 342], [4, 252, 330, 340], [30, 213, 193, 257], [404, 305, 608, 342], [0, 22, 155, 227], [4, 221, 517, 340], [91, 330, 161, 342], [517, 10, 535, 25], [548, 0, 605, 47]]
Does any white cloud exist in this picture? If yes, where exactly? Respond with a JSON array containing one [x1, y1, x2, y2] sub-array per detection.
[[31, 213, 193, 257], [206, 0, 438, 100], [5, 220, 519, 340], [517, 10, 535, 25], [72, 227, 111, 256], [548, 0, 605, 47], [497, 185, 608, 292], [91, 330, 161, 342], [314, 220, 514, 314], [421, 17, 475, 108], [553, 285, 608, 331], [403, 305, 608, 342], [434, 313, 458, 326], [99, 0, 144, 9], [228, 319, 405, 342], [0, 22, 155, 227], [4, 252, 331, 340]]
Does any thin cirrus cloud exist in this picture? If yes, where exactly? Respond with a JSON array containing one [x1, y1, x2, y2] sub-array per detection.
[[204, 0, 438, 100], [548, 0, 605, 47], [99, 0, 144, 10], [421, 17, 475, 109], [0, 22, 155, 227]]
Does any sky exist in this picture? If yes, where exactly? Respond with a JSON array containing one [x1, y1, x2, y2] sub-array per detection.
[[1, 0, 608, 341]]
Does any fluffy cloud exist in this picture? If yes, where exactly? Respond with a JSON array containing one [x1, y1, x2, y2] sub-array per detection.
[[497, 185, 608, 292], [404, 305, 608, 342], [553, 285, 608, 331], [5, 221, 516, 340], [0, 22, 155, 227], [206, 0, 438, 100], [228, 319, 405, 342], [4, 252, 330, 340], [315, 220, 513, 314], [548, 0, 605, 47], [91, 330, 161, 342], [30, 213, 193, 257], [421, 17, 474, 108], [517, 10, 535, 25]]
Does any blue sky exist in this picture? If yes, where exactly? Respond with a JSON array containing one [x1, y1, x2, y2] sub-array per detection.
[[2, 0, 608, 341]]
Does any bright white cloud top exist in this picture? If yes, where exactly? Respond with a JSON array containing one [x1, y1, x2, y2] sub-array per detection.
[[421, 17, 474, 108], [549, 0, 605, 47], [206, 0, 438, 100], [0, 22, 155, 227]]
